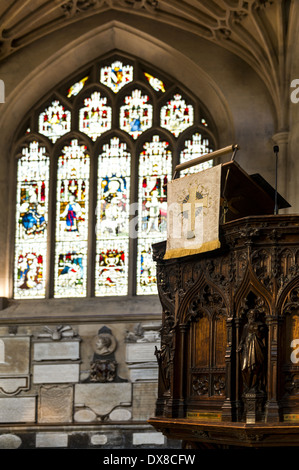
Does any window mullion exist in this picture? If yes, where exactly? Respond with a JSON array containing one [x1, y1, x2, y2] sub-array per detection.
[[128, 144, 139, 296], [87, 146, 97, 297], [46, 148, 57, 298]]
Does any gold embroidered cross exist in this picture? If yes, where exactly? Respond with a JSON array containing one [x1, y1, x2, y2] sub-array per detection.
[[180, 185, 208, 239]]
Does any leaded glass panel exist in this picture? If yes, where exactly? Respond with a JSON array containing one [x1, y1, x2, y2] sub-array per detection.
[[180, 133, 213, 175], [14, 56, 216, 300], [67, 76, 89, 98], [79, 91, 112, 141], [137, 135, 172, 294], [119, 89, 153, 139], [100, 61, 133, 93], [95, 137, 131, 296], [144, 72, 165, 93], [160, 93, 194, 137], [14, 141, 49, 298], [54, 139, 89, 297], [39, 100, 71, 143]]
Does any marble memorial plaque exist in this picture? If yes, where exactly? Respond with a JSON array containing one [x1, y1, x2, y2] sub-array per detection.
[[75, 383, 131, 416], [0, 378, 28, 395], [126, 342, 159, 363], [90, 434, 108, 446], [0, 434, 22, 449], [36, 432, 68, 448], [34, 341, 80, 361], [0, 397, 36, 423], [109, 408, 131, 421], [38, 385, 73, 423], [74, 408, 97, 422], [132, 382, 158, 421], [33, 364, 80, 383], [132, 432, 165, 446], [127, 362, 158, 382], [0, 337, 30, 375]]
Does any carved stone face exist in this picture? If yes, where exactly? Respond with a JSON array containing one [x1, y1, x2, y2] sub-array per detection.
[[93, 333, 116, 356]]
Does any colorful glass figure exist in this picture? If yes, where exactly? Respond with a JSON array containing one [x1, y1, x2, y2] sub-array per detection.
[[39, 100, 71, 143], [137, 135, 172, 294], [160, 93, 194, 137], [144, 72, 165, 92], [100, 61, 133, 93], [96, 137, 131, 296], [67, 76, 89, 98], [180, 133, 213, 175], [120, 89, 153, 139], [54, 139, 89, 297], [14, 141, 49, 298], [79, 91, 112, 141]]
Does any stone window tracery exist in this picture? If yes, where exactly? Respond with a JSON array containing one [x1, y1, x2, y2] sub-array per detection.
[[13, 55, 216, 299]]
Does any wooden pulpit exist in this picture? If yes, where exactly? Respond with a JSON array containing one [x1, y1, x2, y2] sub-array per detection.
[[149, 146, 299, 448]]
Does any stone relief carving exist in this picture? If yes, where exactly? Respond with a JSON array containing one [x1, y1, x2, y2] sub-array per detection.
[[125, 323, 160, 343], [92, 327, 117, 357], [37, 325, 77, 340], [86, 326, 127, 383]]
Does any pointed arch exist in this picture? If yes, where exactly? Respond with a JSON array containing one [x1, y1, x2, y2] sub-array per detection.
[[234, 264, 272, 317], [10, 49, 220, 300]]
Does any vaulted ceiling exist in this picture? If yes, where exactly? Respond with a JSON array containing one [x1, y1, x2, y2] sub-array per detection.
[[0, 0, 294, 128]]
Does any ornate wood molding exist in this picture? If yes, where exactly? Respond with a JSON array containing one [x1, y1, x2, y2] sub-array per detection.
[[152, 215, 299, 446]]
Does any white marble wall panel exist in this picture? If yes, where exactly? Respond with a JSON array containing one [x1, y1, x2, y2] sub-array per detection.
[[0, 378, 28, 395], [126, 342, 160, 363], [33, 364, 80, 383], [0, 337, 30, 375], [75, 383, 131, 416], [36, 432, 68, 448], [0, 397, 36, 423], [133, 432, 165, 446], [33, 341, 80, 361]]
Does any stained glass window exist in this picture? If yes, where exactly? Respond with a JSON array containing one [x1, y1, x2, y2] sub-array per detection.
[[79, 91, 112, 141], [120, 89, 153, 139], [100, 61, 133, 93], [14, 141, 49, 298], [144, 73, 165, 93], [96, 137, 131, 296], [54, 139, 90, 298], [67, 76, 88, 98], [14, 56, 216, 300], [137, 135, 172, 294], [160, 93, 194, 137], [180, 133, 213, 175], [39, 100, 71, 143]]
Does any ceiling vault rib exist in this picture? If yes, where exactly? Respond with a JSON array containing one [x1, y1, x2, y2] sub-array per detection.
[[0, 0, 291, 130]]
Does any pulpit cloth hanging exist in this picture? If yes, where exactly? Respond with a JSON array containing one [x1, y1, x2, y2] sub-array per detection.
[[164, 164, 221, 259]]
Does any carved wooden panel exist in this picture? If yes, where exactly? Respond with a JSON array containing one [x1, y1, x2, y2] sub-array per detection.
[[153, 215, 299, 425], [214, 314, 226, 368], [192, 316, 209, 368]]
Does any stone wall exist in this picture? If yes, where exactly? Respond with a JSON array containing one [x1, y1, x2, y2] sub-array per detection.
[[0, 320, 179, 449]]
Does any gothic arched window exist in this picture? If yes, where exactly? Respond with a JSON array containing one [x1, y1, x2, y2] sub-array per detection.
[[13, 55, 217, 300]]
